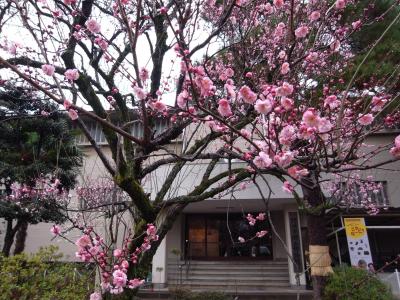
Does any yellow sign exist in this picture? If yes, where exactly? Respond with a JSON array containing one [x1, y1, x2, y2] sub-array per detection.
[[344, 218, 367, 239]]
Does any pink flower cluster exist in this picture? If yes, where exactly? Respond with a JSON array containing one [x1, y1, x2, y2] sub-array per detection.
[[70, 224, 158, 295]]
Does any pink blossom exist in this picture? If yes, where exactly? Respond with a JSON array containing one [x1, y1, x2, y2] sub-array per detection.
[[42, 64, 55, 76], [134, 87, 147, 100], [159, 7, 168, 14], [128, 278, 145, 289], [238, 237, 245, 243], [324, 95, 340, 109], [309, 11, 320, 21], [274, 23, 286, 37], [273, 0, 284, 8], [75, 235, 91, 248], [225, 68, 234, 78], [64, 69, 79, 81], [276, 82, 293, 97], [177, 90, 189, 109], [113, 249, 122, 257], [90, 292, 102, 300], [295, 26, 309, 39], [146, 224, 157, 236], [371, 96, 386, 112], [68, 109, 79, 120], [255, 99, 272, 114], [274, 151, 294, 168], [218, 98, 232, 117], [50, 225, 61, 236], [280, 97, 293, 110], [63, 0, 77, 5], [197, 76, 215, 97], [306, 52, 318, 62], [282, 181, 294, 193], [263, 3, 273, 14], [256, 213, 266, 221], [330, 40, 341, 52], [317, 117, 333, 133], [94, 37, 108, 50], [112, 269, 127, 288], [302, 109, 320, 128], [335, 0, 346, 9], [358, 114, 374, 126], [151, 101, 167, 112], [240, 129, 251, 139], [239, 85, 257, 104], [139, 67, 149, 82], [279, 125, 296, 146], [352, 20, 362, 30], [395, 135, 400, 148], [85, 19, 101, 34], [390, 146, 400, 158], [63, 99, 72, 109], [253, 151, 272, 169], [225, 82, 236, 98], [246, 214, 256, 226], [256, 230, 268, 238], [288, 166, 309, 179], [280, 62, 290, 75]]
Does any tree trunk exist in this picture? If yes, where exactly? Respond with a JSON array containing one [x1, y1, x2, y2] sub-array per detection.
[[106, 204, 185, 300], [2, 219, 22, 256], [13, 221, 28, 255], [302, 174, 331, 300], [307, 213, 329, 300]]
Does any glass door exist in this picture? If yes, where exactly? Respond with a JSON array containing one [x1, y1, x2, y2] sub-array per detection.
[[185, 214, 273, 259]]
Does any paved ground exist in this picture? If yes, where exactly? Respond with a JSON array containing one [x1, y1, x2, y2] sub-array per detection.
[[136, 286, 313, 300]]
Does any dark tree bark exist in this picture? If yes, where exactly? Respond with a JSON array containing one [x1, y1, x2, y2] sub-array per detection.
[[302, 173, 330, 300], [13, 220, 28, 255], [2, 219, 22, 256]]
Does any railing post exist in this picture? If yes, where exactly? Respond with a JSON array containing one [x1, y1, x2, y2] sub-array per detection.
[[395, 269, 400, 293]]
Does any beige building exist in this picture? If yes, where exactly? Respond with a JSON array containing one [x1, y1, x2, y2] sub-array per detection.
[[1, 118, 400, 293]]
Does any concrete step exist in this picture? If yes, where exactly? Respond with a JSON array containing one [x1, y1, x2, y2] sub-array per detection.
[[170, 281, 291, 289], [168, 260, 287, 265], [168, 275, 289, 282], [168, 266, 288, 272], [168, 270, 289, 276]]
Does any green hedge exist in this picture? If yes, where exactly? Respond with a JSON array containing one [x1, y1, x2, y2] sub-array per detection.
[[0, 246, 94, 300], [324, 266, 393, 300]]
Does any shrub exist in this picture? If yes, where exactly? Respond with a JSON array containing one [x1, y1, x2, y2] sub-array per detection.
[[324, 265, 393, 300], [0, 246, 94, 300]]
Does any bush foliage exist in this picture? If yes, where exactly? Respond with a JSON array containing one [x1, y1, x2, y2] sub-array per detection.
[[0, 246, 94, 300], [324, 266, 392, 300]]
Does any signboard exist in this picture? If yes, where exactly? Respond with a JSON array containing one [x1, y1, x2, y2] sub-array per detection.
[[344, 218, 372, 267]]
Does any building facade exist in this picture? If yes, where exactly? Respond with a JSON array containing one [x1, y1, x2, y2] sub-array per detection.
[[1, 119, 400, 293]]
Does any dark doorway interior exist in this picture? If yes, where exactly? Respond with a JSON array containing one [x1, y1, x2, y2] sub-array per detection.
[[185, 214, 273, 259]]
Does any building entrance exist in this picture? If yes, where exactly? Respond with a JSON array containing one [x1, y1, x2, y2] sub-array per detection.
[[185, 214, 273, 259]]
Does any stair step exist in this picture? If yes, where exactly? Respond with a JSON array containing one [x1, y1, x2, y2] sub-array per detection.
[[168, 276, 289, 282], [168, 260, 287, 265], [170, 281, 291, 288], [168, 265, 288, 271], [168, 270, 288, 276]]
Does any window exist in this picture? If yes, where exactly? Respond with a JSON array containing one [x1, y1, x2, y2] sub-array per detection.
[[331, 181, 389, 208], [76, 118, 170, 145]]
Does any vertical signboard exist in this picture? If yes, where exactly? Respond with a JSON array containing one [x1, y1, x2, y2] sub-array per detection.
[[344, 218, 372, 266]]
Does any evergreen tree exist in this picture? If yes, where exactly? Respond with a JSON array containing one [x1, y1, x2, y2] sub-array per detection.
[[0, 84, 82, 256]]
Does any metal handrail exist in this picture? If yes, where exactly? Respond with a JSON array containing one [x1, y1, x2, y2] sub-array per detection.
[[185, 241, 192, 281]]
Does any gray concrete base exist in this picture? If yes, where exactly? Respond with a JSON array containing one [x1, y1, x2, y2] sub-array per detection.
[[136, 286, 313, 300]]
